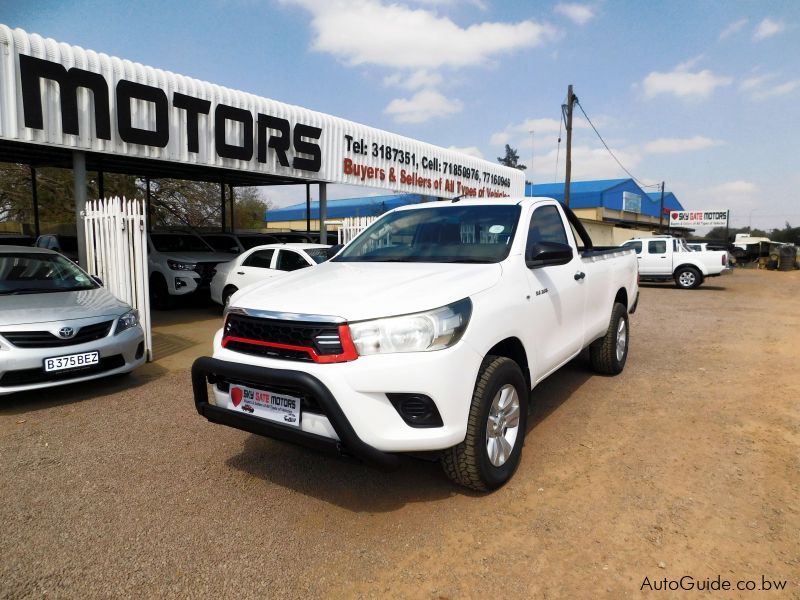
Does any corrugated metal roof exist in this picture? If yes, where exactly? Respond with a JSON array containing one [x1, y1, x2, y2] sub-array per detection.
[[526, 179, 684, 216], [646, 192, 683, 211], [526, 179, 629, 195], [0, 25, 524, 197], [266, 194, 429, 221]]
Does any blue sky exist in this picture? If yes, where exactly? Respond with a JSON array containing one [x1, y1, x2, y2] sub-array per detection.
[[2, 0, 799, 228]]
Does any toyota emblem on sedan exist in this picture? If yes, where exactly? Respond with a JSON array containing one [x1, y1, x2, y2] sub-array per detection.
[[58, 327, 75, 338]]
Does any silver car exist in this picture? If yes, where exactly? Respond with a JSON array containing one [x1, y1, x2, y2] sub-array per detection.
[[0, 246, 145, 396]]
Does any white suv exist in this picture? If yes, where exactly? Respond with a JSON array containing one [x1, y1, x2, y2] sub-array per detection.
[[147, 233, 236, 308]]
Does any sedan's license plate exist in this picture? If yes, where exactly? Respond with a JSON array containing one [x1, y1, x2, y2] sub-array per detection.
[[44, 351, 100, 372], [229, 384, 301, 427]]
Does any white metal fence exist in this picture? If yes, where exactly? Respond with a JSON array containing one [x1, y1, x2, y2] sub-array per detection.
[[83, 197, 152, 361], [337, 216, 379, 245]]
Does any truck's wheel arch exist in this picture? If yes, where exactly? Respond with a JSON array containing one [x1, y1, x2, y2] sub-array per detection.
[[485, 337, 531, 390], [614, 288, 628, 311], [674, 262, 706, 277]]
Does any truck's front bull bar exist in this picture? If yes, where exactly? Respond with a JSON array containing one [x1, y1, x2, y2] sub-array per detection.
[[191, 356, 400, 471]]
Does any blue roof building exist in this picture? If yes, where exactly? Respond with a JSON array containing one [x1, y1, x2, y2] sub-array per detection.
[[266, 194, 432, 223], [525, 179, 684, 219]]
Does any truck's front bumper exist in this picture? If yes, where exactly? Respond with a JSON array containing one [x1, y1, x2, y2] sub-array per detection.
[[192, 356, 401, 470]]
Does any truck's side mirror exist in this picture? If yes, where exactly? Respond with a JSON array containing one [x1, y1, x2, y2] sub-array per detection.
[[526, 241, 573, 268]]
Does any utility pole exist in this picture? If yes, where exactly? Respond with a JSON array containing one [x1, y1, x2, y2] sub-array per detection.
[[563, 84, 576, 208], [658, 181, 665, 233], [529, 129, 534, 188]]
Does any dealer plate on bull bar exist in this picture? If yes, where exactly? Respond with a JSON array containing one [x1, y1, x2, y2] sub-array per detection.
[[228, 384, 301, 427], [43, 351, 100, 373]]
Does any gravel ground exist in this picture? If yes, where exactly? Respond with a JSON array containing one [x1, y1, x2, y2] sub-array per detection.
[[1, 269, 798, 598]]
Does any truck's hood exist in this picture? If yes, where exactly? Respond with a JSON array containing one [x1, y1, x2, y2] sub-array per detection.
[[234, 261, 503, 321], [0, 288, 131, 326], [156, 251, 235, 264]]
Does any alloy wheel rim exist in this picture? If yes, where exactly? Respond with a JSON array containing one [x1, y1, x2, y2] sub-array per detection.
[[486, 384, 520, 467], [679, 272, 695, 286], [616, 318, 627, 362]]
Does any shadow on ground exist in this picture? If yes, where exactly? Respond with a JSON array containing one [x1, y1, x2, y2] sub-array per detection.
[[0, 361, 169, 415], [638, 283, 727, 291], [225, 354, 595, 511], [150, 295, 222, 327]]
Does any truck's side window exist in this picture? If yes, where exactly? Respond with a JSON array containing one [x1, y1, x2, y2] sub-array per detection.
[[527, 205, 568, 253], [242, 249, 274, 269], [648, 240, 667, 254], [624, 241, 642, 254]]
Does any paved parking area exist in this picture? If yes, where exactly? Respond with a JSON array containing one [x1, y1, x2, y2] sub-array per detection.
[[1, 270, 798, 598]]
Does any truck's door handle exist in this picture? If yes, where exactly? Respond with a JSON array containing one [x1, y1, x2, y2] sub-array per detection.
[[574, 271, 586, 281], [236, 271, 245, 275]]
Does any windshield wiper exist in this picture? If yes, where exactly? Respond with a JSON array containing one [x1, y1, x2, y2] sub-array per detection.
[[0, 286, 93, 295], [0, 287, 53, 295], [434, 258, 496, 264]]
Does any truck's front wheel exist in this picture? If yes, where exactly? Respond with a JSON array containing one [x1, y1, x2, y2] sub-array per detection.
[[441, 356, 528, 492]]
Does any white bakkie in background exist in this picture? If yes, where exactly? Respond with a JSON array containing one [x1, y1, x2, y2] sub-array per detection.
[[621, 235, 731, 289], [192, 198, 639, 491]]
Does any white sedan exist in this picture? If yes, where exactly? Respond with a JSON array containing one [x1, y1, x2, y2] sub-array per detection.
[[210, 243, 331, 306]]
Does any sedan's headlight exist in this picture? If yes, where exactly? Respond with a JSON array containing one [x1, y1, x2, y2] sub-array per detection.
[[115, 310, 139, 335], [349, 298, 471, 355], [167, 259, 197, 271]]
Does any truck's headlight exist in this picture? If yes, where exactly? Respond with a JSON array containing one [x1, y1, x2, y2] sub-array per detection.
[[167, 259, 197, 271], [115, 310, 139, 335], [349, 298, 471, 355]]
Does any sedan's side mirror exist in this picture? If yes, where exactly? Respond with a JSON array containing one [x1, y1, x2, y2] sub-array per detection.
[[526, 241, 573, 268]]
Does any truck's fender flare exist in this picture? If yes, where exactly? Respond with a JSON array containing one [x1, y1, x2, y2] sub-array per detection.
[[673, 262, 707, 276]]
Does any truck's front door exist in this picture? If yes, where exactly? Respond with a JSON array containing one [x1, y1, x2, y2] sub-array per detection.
[[640, 239, 672, 275], [524, 204, 587, 377]]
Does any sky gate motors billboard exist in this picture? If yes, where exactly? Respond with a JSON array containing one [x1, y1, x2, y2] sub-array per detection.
[[0, 25, 524, 198], [669, 210, 730, 228]]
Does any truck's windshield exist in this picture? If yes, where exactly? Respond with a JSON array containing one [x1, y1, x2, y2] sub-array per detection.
[[334, 204, 521, 263]]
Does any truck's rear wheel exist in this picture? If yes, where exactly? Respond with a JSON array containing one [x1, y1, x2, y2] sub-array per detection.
[[674, 266, 702, 289], [441, 356, 528, 492], [589, 302, 629, 375]]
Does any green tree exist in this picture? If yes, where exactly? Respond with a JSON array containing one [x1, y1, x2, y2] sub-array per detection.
[[497, 144, 527, 171], [233, 187, 273, 230]]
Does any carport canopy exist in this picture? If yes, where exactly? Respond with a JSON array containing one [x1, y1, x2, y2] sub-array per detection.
[[0, 25, 524, 266]]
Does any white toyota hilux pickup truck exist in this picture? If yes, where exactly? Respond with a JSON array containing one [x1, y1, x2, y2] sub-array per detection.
[[193, 198, 639, 490]]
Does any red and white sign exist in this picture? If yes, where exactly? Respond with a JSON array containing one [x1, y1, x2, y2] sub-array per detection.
[[669, 210, 729, 228]]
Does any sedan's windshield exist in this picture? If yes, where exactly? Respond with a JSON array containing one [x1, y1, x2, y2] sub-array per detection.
[[0, 252, 98, 295], [151, 234, 214, 253], [334, 204, 521, 263]]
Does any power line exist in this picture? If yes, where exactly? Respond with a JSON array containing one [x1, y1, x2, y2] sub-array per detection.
[[574, 98, 661, 189]]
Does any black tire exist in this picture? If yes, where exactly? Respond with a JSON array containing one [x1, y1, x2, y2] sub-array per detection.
[[222, 285, 238, 307], [149, 274, 173, 310], [589, 302, 629, 375], [441, 356, 528, 492], [674, 266, 702, 289]]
